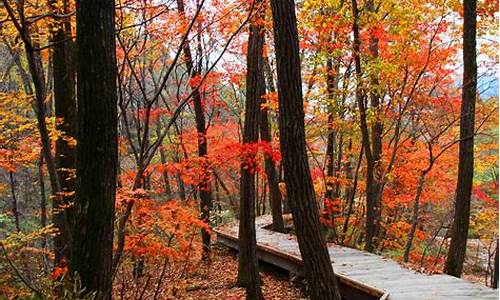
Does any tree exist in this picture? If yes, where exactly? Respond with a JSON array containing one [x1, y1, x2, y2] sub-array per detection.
[[70, 0, 117, 297], [176, 0, 213, 260], [49, 0, 76, 267], [237, 1, 264, 297], [444, 0, 477, 278], [258, 64, 285, 233], [269, 0, 341, 298], [362, 0, 384, 252], [260, 54, 287, 226]]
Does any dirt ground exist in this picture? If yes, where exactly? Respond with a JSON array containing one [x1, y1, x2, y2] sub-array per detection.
[[167, 245, 305, 300]]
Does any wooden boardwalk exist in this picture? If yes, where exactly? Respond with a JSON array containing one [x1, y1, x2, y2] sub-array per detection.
[[214, 215, 498, 300]]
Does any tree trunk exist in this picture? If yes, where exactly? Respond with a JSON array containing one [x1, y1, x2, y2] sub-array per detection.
[[262, 56, 291, 215], [155, 102, 172, 199], [71, 0, 117, 298], [341, 140, 363, 244], [333, 134, 343, 200], [9, 171, 20, 232], [493, 238, 498, 288], [324, 56, 340, 205], [444, 0, 477, 278], [350, 0, 380, 253], [50, 0, 76, 267], [367, 0, 383, 248], [159, 148, 172, 198], [403, 170, 429, 262], [270, 1, 341, 299], [175, 155, 187, 201], [259, 50, 285, 233], [176, 0, 212, 259], [38, 152, 49, 273], [236, 3, 264, 297]]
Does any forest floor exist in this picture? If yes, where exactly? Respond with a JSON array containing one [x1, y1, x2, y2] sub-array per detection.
[[162, 245, 304, 299]]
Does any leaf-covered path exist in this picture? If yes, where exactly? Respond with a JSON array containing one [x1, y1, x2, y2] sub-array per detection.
[[169, 245, 304, 299]]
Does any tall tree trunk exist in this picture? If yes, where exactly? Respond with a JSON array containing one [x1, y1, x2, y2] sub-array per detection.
[[444, 0, 477, 278], [350, 0, 380, 253], [176, 0, 212, 259], [259, 49, 285, 233], [236, 2, 264, 297], [367, 0, 383, 248], [270, 1, 341, 299], [324, 57, 340, 204], [50, 0, 76, 267], [262, 55, 291, 215], [9, 171, 20, 232], [71, 0, 117, 297]]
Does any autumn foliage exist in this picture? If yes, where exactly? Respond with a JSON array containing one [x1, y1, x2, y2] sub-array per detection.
[[0, 0, 498, 298]]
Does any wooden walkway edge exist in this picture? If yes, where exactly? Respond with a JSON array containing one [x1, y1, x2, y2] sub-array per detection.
[[214, 215, 499, 300]]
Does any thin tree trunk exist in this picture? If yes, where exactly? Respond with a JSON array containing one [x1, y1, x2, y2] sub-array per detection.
[[155, 103, 172, 199], [333, 134, 343, 200], [367, 0, 384, 248], [445, 0, 477, 277], [270, 1, 341, 298], [262, 56, 291, 215], [324, 56, 340, 205], [259, 58, 285, 232], [176, 0, 212, 259], [493, 238, 499, 288], [159, 148, 172, 198], [403, 170, 429, 262], [38, 152, 49, 274], [236, 2, 264, 297], [175, 156, 187, 201], [71, 0, 118, 297], [350, 0, 380, 253], [341, 141, 363, 243], [9, 171, 20, 232], [38, 152, 47, 230]]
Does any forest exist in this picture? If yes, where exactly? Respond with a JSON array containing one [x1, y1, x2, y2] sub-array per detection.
[[0, 0, 498, 299]]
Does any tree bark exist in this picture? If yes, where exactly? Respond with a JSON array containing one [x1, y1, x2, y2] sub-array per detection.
[[350, 0, 381, 253], [71, 0, 118, 298], [9, 171, 20, 232], [259, 50, 285, 233], [262, 56, 291, 215], [366, 0, 383, 249], [236, 2, 264, 297], [176, 0, 213, 259], [444, 0, 477, 278], [50, 0, 76, 267], [324, 57, 340, 205], [270, 1, 341, 298]]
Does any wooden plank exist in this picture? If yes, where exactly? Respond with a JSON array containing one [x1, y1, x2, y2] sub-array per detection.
[[214, 216, 498, 300]]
